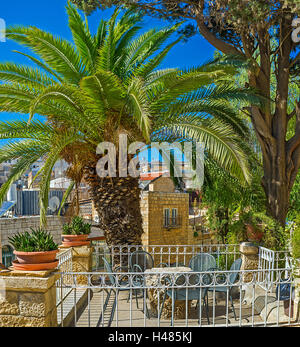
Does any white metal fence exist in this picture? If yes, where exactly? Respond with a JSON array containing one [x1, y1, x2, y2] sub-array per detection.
[[56, 248, 73, 307], [258, 247, 293, 291], [57, 267, 297, 327], [92, 243, 241, 271], [55, 243, 298, 327]]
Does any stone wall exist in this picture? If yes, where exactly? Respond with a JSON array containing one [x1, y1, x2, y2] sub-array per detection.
[[0, 270, 59, 327], [187, 226, 217, 245], [148, 177, 175, 193]]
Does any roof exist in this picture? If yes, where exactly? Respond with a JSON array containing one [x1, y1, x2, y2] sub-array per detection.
[[139, 172, 173, 191], [139, 172, 164, 181]]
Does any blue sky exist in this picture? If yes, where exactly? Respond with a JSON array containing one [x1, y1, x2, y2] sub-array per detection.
[[0, 0, 215, 128]]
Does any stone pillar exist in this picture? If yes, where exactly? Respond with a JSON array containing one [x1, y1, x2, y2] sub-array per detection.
[[0, 269, 59, 327], [240, 242, 259, 282], [59, 245, 93, 285], [239, 242, 259, 305]]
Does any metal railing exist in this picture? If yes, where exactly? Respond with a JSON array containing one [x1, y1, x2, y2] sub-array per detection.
[[91, 243, 240, 271], [56, 248, 73, 307], [56, 267, 298, 327], [258, 247, 275, 291], [258, 247, 293, 291]]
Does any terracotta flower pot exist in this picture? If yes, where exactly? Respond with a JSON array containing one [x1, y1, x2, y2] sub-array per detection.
[[62, 234, 90, 247], [13, 249, 59, 264], [245, 223, 263, 242], [12, 259, 59, 271]]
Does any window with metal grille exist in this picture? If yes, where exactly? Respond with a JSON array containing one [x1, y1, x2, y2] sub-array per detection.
[[163, 208, 170, 227]]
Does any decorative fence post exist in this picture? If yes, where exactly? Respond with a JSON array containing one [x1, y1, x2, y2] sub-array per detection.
[[239, 242, 259, 305], [0, 268, 59, 327], [59, 244, 93, 285], [240, 242, 259, 281]]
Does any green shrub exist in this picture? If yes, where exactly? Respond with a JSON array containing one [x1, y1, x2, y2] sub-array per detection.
[[292, 216, 300, 259], [8, 228, 58, 252], [226, 211, 289, 251], [215, 253, 235, 270], [62, 216, 91, 235], [227, 219, 248, 244], [259, 215, 289, 251]]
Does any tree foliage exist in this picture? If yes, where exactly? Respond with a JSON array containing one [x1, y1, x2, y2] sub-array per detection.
[[0, 3, 258, 226], [75, 0, 300, 227]]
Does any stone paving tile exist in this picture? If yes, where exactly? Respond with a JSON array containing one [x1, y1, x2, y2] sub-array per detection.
[[71, 290, 265, 327]]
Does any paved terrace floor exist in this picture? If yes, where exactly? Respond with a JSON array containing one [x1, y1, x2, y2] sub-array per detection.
[[60, 289, 267, 327]]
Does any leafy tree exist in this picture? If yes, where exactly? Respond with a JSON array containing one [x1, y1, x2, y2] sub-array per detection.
[[201, 155, 265, 243], [78, 0, 300, 228], [0, 3, 257, 246]]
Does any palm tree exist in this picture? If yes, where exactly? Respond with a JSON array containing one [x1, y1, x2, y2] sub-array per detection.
[[0, 3, 258, 246]]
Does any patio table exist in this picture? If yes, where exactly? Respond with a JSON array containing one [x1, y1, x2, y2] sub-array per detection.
[[144, 267, 193, 320]]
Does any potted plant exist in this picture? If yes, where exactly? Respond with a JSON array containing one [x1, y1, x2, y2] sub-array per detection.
[[242, 211, 264, 242], [62, 216, 92, 247], [8, 228, 59, 271]]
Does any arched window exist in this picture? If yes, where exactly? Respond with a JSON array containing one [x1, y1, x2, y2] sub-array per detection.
[[2, 245, 15, 267]]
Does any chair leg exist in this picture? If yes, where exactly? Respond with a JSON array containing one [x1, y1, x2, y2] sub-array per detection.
[[135, 289, 139, 309], [159, 292, 167, 319], [202, 293, 210, 325], [230, 295, 237, 320], [171, 299, 175, 327], [143, 288, 150, 319]]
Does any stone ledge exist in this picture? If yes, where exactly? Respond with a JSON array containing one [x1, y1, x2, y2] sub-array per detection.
[[240, 242, 259, 255], [0, 271, 59, 292], [1, 268, 58, 278], [61, 245, 92, 258]]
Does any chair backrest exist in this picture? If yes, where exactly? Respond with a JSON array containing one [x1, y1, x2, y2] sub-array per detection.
[[129, 250, 154, 272], [102, 257, 116, 285], [189, 253, 216, 272], [228, 258, 242, 285]]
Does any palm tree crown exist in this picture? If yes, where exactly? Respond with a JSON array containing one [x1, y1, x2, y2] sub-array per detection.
[[0, 3, 258, 226]]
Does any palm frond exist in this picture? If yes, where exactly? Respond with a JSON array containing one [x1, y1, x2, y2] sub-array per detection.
[[6, 26, 86, 84], [38, 132, 78, 226], [0, 140, 50, 205], [0, 120, 55, 140], [66, 2, 96, 73], [123, 22, 182, 74], [29, 84, 83, 122], [126, 77, 152, 142], [12, 50, 63, 82], [95, 8, 120, 72], [155, 117, 251, 184], [58, 180, 75, 216], [79, 70, 125, 111], [0, 63, 55, 88]]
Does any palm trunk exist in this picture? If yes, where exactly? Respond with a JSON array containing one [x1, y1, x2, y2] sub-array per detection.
[[84, 166, 144, 246]]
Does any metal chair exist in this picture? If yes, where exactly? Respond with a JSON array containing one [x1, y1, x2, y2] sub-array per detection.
[[189, 253, 217, 272], [207, 258, 242, 320], [127, 250, 156, 312], [129, 250, 154, 272], [159, 272, 211, 326], [102, 257, 149, 318]]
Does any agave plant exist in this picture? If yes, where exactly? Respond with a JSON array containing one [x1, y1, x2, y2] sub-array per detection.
[[0, 3, 259, 246], [62, 216, 92, 235], [8, 228, 58, 252]]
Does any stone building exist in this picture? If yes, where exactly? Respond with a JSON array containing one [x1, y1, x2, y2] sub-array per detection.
[[140, 175, 209, 245]]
